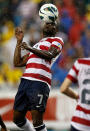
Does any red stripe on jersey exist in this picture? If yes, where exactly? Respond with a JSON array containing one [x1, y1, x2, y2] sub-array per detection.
[[67, 74, 77, 83], [27, 54, 51, 64], [53, 38, 64, 46], [26, 63, 51, 73], [23, 73, 51, 85], [28, 54, 39, 59], [72, 116, 90, 126], [45, 38, 53, 43], [40, 45, 49, 51], [72, 65, 79, 75], [78, 59, 90, 65], [76, 105, 90, 114], [46, 38, 64, 46]]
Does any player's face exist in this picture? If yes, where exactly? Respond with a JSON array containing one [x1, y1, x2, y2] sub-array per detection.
[[42, 22, 57, 37]]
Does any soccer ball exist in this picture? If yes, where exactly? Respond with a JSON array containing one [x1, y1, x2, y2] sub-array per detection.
[[39, 3, 59, 23]]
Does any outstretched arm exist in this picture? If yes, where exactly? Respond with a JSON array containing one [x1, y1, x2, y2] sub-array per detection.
[[14, 27, 29, 67], [60, 78, 79, 100], [21, 42, 60, 60]]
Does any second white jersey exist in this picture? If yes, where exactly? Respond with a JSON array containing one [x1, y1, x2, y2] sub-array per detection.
[[67, 58, 90, 131]]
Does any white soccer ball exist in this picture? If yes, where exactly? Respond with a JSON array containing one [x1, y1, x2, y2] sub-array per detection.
[[39, 3, 59, 23]]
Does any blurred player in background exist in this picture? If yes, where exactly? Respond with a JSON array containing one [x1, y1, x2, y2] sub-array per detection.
[[60, 58, 90, 131], [0, 115, 7, 131], [13, 12, 64, 131]]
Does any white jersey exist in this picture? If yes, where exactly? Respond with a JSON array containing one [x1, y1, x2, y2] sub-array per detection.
[[67, 58, 90, 131], [22, 37, 64, 88]]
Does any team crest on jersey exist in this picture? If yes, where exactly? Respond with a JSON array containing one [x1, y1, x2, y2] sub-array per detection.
[[58, 43, 62, 50]]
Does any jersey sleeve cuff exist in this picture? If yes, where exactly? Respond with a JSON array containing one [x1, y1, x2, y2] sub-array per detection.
[[67, 74, 77, 83]]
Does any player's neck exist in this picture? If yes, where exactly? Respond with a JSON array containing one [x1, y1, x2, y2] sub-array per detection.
[[43, 34, 55, 38]]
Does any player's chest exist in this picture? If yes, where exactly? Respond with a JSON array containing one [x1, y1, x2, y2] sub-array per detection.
[[33, 41, 51, 51]]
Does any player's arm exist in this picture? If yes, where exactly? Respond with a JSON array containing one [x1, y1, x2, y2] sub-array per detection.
[[14, 44, 29, 67], [13, 27, 29, 67], [60, 78, 79, 100], [21, 42, 60, 60]]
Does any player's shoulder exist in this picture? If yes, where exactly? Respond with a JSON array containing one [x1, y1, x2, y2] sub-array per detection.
[[53, 37, 64, 45], [77, 57, 90, 65], [53, 37, 64, 42], [44, 37, 64, 45]]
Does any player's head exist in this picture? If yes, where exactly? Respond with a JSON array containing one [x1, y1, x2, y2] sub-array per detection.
[[42, 22, 57, 37]]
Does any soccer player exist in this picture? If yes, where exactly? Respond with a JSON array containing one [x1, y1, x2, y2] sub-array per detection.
[[0, 115, 7, 131], [60, 58, 90, 131], [13, 22, 64, 131]]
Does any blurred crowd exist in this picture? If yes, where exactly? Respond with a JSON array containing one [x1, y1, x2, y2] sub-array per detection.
[[0, 0, 90, 89]]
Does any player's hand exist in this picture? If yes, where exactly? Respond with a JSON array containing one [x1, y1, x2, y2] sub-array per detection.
[[15, 27, 24, 43], [21, 42, 31, 50]]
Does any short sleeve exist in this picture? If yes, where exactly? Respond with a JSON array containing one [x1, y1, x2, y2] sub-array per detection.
[[67, 60, 79, 83]]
